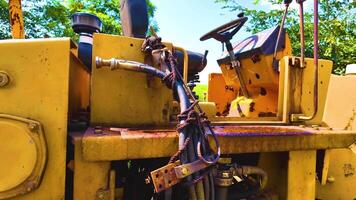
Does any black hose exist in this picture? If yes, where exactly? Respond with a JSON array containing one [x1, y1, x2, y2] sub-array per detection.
[[97, 58, 212, 199], [215, 186, 228, 200]]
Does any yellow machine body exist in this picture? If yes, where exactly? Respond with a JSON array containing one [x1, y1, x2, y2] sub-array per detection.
[[0, 3, 355, 200], [208, 56, 333, 126], [211, 35, 292, 118], [0, 38, 89, 199], [315, 75, 356, 200], [91, 33, 173, 126]]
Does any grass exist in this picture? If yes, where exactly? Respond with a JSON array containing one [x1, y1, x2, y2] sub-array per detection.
[[193, 84, 208, 101]]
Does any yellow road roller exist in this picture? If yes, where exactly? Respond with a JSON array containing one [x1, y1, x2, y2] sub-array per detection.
[[0, 0, 355, 199]]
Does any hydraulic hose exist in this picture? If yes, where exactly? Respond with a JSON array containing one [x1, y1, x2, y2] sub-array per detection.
[[97, 39, 219, 199], [96, 57, 203, 199]]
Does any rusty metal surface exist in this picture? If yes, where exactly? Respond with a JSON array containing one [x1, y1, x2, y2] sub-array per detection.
[[82, 125, 356, 161], [213, 125, 311, 136], [150, 160, 181, 193]]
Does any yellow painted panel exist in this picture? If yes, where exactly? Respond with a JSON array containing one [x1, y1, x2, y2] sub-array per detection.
[[72, 134, 110, 200], [0, 38, 73, 199], [323, 75, 356, 129], [0, 120, 37, 192], [210, 35, 292, 118], [316, 75, 356, 200], [299, 59, 333, 125], [287, 150, 316, 200], [91, 33, 173, 126]]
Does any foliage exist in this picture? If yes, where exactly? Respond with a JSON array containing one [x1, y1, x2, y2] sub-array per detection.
[[193, 84, 208, 101], [0, 0, 157, 40], [215, 0, 356, 74]]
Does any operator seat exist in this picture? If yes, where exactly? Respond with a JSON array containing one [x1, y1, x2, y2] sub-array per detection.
[[217, 26, 286, 65]]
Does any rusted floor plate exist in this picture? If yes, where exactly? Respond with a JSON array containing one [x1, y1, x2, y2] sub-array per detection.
[[213, 126, 311, 136], [80, 125, 356, 161]]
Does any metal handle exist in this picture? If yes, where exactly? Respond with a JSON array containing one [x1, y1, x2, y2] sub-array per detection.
[[174, 46, 189, 83]]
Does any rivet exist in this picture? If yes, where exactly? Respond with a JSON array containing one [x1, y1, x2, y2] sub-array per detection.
[[327, 176, 335, 183], [181, 168, 188, 176], [94, 129, 103, 134], [28, 123, 39, 132], [312, 125, 320, 130], [94, 126, 103, 134], [0, 71, 10, 87], [222, 172, 230, 178]]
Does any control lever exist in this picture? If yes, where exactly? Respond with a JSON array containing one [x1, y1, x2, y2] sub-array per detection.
[[201, 50, 208, 68]]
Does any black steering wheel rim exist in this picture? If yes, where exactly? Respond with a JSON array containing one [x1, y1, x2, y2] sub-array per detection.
[[200, 16, 248, 42]]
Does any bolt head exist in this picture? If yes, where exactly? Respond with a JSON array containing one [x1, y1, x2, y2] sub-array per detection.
[[0, 71, 10, 87], [28, 123, 39, 132], [222, 172, 230, 178], [181, 168, 188, 176]]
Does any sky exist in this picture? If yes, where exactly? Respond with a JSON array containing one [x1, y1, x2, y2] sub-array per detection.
[[150, 0, 314, 83]]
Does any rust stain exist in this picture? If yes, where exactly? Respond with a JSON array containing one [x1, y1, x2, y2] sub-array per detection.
[[85, 125, 311, 139], [213, 125, 311, 136], [343, 163, 355, 177]]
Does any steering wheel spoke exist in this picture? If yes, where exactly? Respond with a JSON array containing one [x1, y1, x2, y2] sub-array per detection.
[[200, 16, 248, 42]]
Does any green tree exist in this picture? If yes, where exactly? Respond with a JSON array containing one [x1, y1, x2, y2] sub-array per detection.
[[0, 0, 157, 40], [215, 0, 356, 74]]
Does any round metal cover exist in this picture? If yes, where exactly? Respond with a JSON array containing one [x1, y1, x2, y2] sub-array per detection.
[[71, 12, 102, 34], [0, 114, 47, 199], [0, 121, 37, 192]]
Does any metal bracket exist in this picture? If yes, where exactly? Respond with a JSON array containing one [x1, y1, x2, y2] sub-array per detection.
[[174, 159, 211, 179], [150, 159, 211, 193], [349, 142, 356, 154], [150, 161, 182, 193], [288, 57, 305, 69]]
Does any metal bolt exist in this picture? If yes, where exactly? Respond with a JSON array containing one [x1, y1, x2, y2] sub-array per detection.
[[26, 180, 36, 192], [0, 71, 10, 87], [28, 123, 39, 132], [181, 168, 188, 176], [97, 192, 104, 199], [145, 176, 151, 184], [221, 172, 230, 178], [96, 189, 107, 200], [327, 176, 335, 183], [312, 125, 320, 130], [94, 129, 103, 134], [94, 126, 103, 134]]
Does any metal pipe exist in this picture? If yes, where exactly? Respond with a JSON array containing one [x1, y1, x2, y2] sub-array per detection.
[[203, 176, 210, 200], [196, 180, 205, 200], [174, 46, 189, 83], [226, 40, 249, 98], [109, 170, 116, 200], [96, 56, 212, 199], [215, 186, 228, 200], [234, 166, 268, 189], [273, 2, 290, 63], [298, 0, 319, 121], [209, 172, 215, 200], [298, 0, 306, 68], [9, 0, 25, 39]]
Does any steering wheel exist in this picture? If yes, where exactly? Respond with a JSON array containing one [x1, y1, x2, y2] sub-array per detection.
[[200, 14, 248, 42]]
